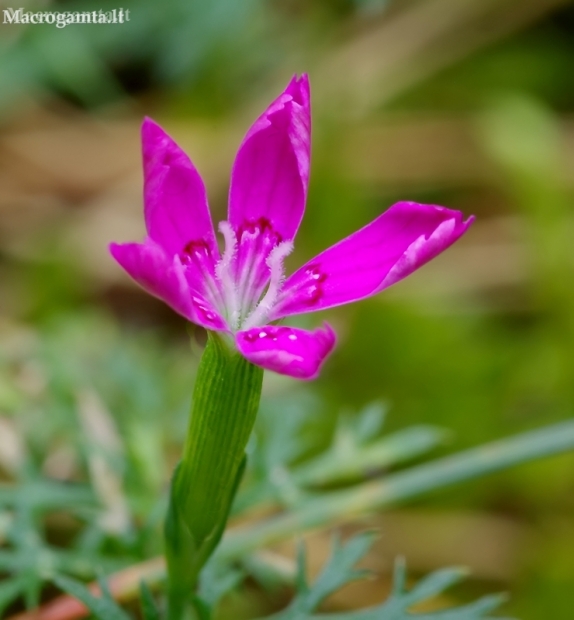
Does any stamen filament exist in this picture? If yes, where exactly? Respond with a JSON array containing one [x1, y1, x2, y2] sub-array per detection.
[[238, 243, 266, 320], [215, 221, 240, 329], [242, 240, 293, 330], [236, 230, 258, 320]]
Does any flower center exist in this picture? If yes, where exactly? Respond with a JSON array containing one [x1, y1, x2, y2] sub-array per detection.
[[204, 219, 292, 332]]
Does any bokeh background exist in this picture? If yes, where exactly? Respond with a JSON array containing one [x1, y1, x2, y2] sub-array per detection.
[[1, 0, 574, 618]]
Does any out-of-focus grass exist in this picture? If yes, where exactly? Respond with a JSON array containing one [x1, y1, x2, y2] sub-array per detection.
[[1, 0, 574, 617]]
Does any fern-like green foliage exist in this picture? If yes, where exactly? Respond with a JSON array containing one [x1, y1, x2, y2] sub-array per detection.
[[261, 533, 512, 620], [0, 472, 114, 614], [49, 533, 513, 620]]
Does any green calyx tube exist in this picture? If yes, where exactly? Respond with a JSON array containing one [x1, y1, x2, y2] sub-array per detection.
[[165, 332, 263, 619]]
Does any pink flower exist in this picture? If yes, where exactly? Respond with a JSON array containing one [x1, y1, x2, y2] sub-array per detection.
[[110, 75, 473, 380]]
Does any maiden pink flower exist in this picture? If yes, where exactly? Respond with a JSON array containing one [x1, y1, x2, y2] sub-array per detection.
[[110, 75, 473, 380]]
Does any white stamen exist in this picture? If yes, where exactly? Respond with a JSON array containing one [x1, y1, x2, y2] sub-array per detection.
[[242, 240, 293, 330], [236, 227, 261, 317], [215, 221, 240, 329]]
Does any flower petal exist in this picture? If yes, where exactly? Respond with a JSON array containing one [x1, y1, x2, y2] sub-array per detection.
[[142, 118, 218, 257], [228, 74, 310, 242], [271, 202, 473, 319], [109, 241, 227, 331], [236, 324, 336, 380]]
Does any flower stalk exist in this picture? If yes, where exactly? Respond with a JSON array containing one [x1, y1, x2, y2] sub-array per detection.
[[107, 74, 474, 618], [165, 332, 263, 618]]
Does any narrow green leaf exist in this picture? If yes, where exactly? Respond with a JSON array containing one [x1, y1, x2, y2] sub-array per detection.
[[355, 402, 387, 444], [198, 557, 244, 607], [295, 541, 309, 594], [391, 558, 407, 597], [53, 574, 131, 620], [0, 578, 25, 615], [402, 567, 467, 606], [269, 533, 375, 619], [0, 480, 95, 511], [0, 550, 18, 571], [140, 581, 161, 620], [445, 594, 510, 616], [191, 595, 213, 620], [23, 571, 42, 610], [294, 426, 447, 488], [306, 533, 374, 610]]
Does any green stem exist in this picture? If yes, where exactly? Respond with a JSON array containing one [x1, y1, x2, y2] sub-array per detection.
[[165, 332, 263, 618]]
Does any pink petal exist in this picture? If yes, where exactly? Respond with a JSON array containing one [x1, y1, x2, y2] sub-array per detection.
[[271, 202, 473, 319], [236, 324, 336, 380], [142, 118, 218, 257], [109, 241, 226, 331], [228, 74, 310, 242]]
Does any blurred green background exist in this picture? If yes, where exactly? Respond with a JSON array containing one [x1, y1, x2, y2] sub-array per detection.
[[1, 0, 574, 618]]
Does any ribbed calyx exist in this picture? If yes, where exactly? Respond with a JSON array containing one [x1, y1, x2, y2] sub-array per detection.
[[165, 332, 263, 618]]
